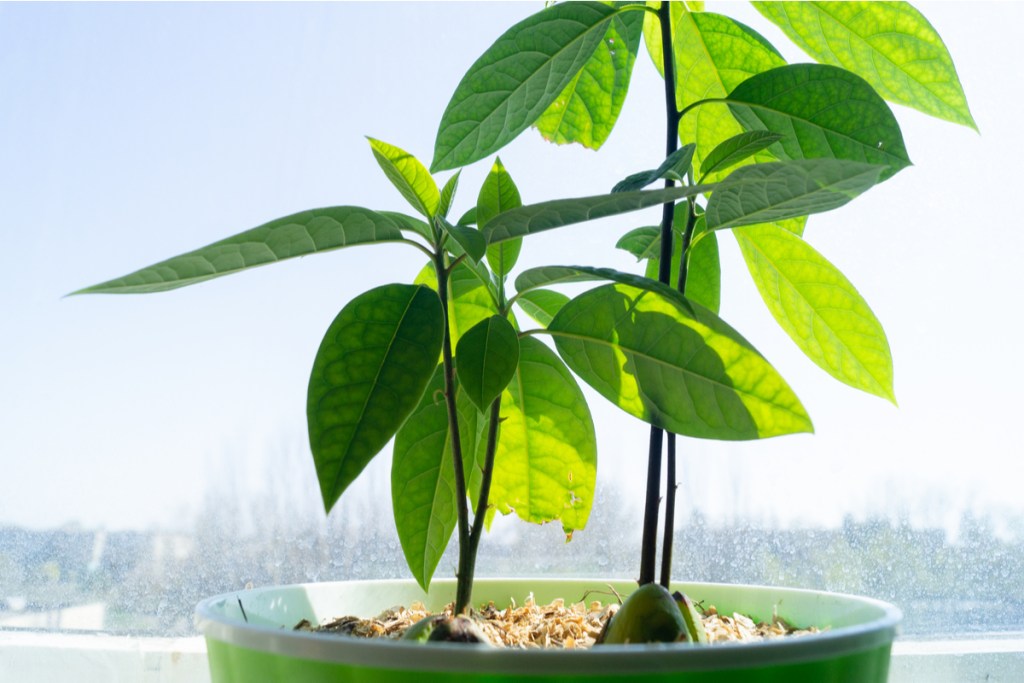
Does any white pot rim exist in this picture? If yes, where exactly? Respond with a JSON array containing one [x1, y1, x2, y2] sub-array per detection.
[[195, 578, 902, 674]]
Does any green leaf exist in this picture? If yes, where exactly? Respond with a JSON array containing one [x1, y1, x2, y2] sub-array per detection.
[[515, 289, 570, 327], [438, 216, 486, 264], [753, 1, 976, 129], [611, 144, 695, 193], [483, 184, 711, 245], [727, 64, 911, 180], [616, 225, 662, 261], [392, 365, 488, 591], [477, 158, 524, 280], [642, 1, 702, 77], [456, 316, 521, 412], [379, 211, 433, 243], [438, 171, 461, 220], [674, 12, 787, 179], [308, 284, 444, 512], [74, 207, 406, 295], [735, 224, 895, 402], [547, 283, 812, 439], [488, 337, 597, 533], [534, 7, 643, 150], [432, 2, 620, 171], [700, 131, 784, 179], [391, 366, 457, 591], [456, 207, 477, 226], [415, 261, 500, 347], [643, 213, 721, 314], [682, 218, 720, 314], [367, 137, 440, 219], [706, 159, 885, 231], [515, 265, 610, 295]]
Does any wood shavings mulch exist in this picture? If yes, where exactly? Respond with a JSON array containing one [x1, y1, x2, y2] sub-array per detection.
[[295, 593, 819, 648]]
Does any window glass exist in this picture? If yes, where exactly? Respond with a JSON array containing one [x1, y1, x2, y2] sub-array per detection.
[[1, 1, 1020, 640]]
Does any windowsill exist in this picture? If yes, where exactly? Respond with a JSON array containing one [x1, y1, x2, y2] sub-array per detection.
[[2, 630, 1022, 682]]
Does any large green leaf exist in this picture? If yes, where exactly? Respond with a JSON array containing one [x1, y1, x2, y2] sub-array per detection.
[[74, 207, 406, 294], [753, 1, 976, 129], [515, 289, 570, 327], [415, 261, 499, 347], [367, 137, 440, 219], [735, 224, 895, 402], [432, 2, 620, 171], [391, 367, 457, 591], [546, 283, 812, 439], [456, 316, 521, 412], [705, 159, 885, 231], [483, 184, 710, 244], [477, 158, 524, 280], [641, 1, 703, 77], [674, 12, 787, 179], [727, 64, 911, 180], [308, 284, 444, 512], [534, 7, 643, 150], [488, 337, 597, 533]]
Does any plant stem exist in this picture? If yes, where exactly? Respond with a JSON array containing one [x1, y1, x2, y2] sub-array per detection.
[[639, 0, 681, 586], [461, 397, 502, 609], [660, 434, 676, 588], [661, 198, 698, 589], [433, 248, 472, 613]]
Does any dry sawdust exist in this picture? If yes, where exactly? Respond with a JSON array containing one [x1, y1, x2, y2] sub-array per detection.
[[295, 592, 820, 648]]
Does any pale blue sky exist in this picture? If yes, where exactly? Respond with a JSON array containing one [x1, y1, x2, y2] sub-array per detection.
[[1, 2, 1020, 536]]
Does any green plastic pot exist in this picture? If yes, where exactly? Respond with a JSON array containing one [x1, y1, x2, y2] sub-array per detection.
[[195, 579, 900, 682]]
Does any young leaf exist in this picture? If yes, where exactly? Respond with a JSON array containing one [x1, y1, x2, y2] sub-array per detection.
[[616, 225, 662, 261], [415, 261, 500, 347], [515, 289, 570, 327], [367, 137, 440, 219], [438, 171, 461, 220], [682, 218, 721, 314], [611, 144, 696, 193], [456, 315, 521, 412], [706, 159, 885, 231], [534, 7, 643, 150], [73, 207, 406, 295], [379, 211, 433, 243], [487, 337, 597, 534], [700, 131, 784, 179], [727, 64, 911, 180], [753, 1, 976, 130], [674, 12, 787, 178], [308, 284, 444, 513], [547, 283, 812, 440], [391, 366, 458, 591], [432, 2, 620, 172], [477, 158, 524, 280], [483, 184, 710, 245], [392, 366, 488, 591], [438, 216, 486, 264], [735, 224, 895, 402], [643, 214, 721, 314]]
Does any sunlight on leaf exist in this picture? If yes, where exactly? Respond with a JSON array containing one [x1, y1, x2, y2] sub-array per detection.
[[753, 1, 975, 129]]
